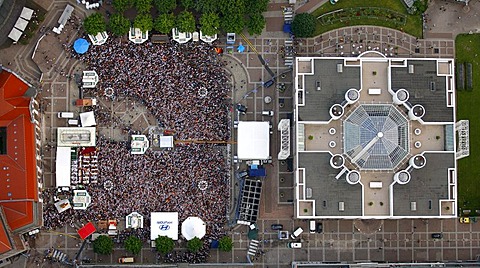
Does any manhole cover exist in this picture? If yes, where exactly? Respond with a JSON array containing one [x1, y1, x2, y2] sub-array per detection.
[[198, 87, 208, 98], [198, 180, 208, 191], [104, 87, 114, 98], [104, 180, 113, 190]]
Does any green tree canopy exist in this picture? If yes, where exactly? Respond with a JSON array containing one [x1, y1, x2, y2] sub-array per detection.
[[124, 236, 142, 255], [112, 0, 134, 12], [218, 236, 233, 252], [176, 10, 196, 33], [186, 237, 203, 253], [134, 13, 154, 32], [93, 235, 114, 255], [413, 0, 428, 14], [200, 12, 219, 36], [246, 13, 265, 36], [291, 13, 315, 38], [154, 0, 177, 13], [108, 13, 131, 36], [83, 13, 106, 35], [220, 0, 245, 33], [180, 0, 194, 9], [245, 0, 268, 14], [135, 0, 153, 13], [195, 0, 217, 14], [155, 235, 174, 254], [154, 13, 175, 34]]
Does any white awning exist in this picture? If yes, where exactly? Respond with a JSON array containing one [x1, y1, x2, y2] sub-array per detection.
[[15, 17, 29, 31], [8, 28, 22, 42], [20, 7, 34, 20], [80, 111, 96, 127], [150, 212, 178, 240], [55, 147, 72, 187], [237, 121, 270, 160]]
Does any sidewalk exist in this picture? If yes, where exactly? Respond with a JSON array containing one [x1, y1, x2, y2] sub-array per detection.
[[295, 0, 328, 14]]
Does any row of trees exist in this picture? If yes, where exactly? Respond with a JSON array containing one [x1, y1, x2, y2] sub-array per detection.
[[83, 0, 268, 36], [92, 235, 233, 255]]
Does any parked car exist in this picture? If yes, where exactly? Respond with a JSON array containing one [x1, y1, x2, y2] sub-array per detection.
[[287, 242, 302, 248], [271, 224, 283, 230], [290, 227, 303, 239], [316, 222, 323, 233], [309, 220, 316, 234], [263, 79, 274, 88], [459, 217, 470, 224], [431, 233, 443, 239], [236, 104, 247, 114]]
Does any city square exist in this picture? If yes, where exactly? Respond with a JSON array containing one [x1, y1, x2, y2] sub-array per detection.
[[0, 0, 480, 267]]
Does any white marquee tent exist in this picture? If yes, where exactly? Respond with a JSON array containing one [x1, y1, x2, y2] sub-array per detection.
[[14, 17, 29, 31], [181, 217, 206, 240], [20, 7, 34, 20], [237, 121, 270, 160], [80, 111, 96, 127], [8, 28, 22, 42], [55, 147, 72, 187]]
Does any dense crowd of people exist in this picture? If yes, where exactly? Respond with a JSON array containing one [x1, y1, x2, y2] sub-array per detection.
[[43, 39, 232, 262]]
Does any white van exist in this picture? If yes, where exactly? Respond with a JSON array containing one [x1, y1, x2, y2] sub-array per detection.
[[118, 257, 134, 263], [68, 119, 79, 126], [290, 227, 303, 239], [57, 112, 74, 119], [309, 220, 316, 234]]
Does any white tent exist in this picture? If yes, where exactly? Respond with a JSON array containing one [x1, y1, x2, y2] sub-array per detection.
[[14, 17, 29, 31], [237, 121, 270, 160], [151, 212, 178, 241], [55, 147, 72, 187], [181, 217, 206, 240], [20, 7, 34, 20], [80, 111, 96, 127], [8, 28, 22, 42], [160, 136, 174, 148]]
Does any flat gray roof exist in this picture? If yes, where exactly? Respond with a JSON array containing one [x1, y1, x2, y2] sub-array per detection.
[[299, 152, 362, 217], [392, 153, 453, 216], [391, 60, 453, 123], [298, 59, 361, 122]]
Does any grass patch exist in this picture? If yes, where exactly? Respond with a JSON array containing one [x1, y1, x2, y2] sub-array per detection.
[[311, 0, 423, 38], [455, 33, 480, 215]]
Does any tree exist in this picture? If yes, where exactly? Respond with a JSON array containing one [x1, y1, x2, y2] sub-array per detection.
[[135, 0, 153, 13], [109, 13, 131, 36], [154, 0, 176, 13], [134, 13, 153, 32], [413, 0, 428, 14], [246, 13, 265, 36], [195, 0, 217, 14], [93, 235, 114, 255], [176, 11, 195, 33], [218, 236, 233, 252], [83, 13, 106, 35], [186, 237, 202, 253], [154, 13, 175, 34], [200, 12, 219, 36], [220, 0, 245, 33], [245, 0, 268, 14], [180, 0, 194, 9], [155, 235, 174, 254], [113, 0, 134, 12], [291, 13, 315, 38], [124, 236, 142, 255]]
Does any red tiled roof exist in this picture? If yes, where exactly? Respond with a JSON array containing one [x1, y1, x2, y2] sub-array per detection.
[[0, 220, 12, 254], [0, 70, 38, 236], [78, 222, 96, 240]]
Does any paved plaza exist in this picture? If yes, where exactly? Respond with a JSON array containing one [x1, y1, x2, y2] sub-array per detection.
[[2, 0, 480, 267]]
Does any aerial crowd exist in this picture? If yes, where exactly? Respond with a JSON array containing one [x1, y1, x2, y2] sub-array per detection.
[[43, 39, 232, 262]]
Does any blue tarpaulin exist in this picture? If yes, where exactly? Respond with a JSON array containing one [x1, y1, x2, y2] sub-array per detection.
[[237, 44, 245, 53], [283, 23, 292, 33], [249, 168, 266, 177]]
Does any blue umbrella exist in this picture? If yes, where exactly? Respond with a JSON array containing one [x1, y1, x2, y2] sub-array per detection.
[[237, 44, 245, 53], [74, 38, 90, 54]]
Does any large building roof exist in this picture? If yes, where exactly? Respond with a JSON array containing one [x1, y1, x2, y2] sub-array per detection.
[[0, 69, 39, 257], [294, 55, 457, 219]]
